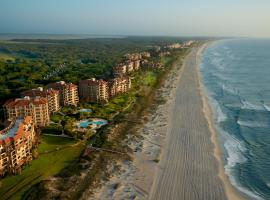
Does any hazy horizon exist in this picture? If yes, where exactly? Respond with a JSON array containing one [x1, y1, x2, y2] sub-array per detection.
[[1, 0, 270, 38]]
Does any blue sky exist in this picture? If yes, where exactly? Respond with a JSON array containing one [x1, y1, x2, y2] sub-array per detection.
[[0, 0, 269, 37]]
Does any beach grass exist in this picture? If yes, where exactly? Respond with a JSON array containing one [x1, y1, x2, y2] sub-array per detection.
[[0, 135, 84, 200]]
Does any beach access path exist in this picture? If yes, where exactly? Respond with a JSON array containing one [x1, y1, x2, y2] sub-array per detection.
[[149, 47, 228, 200]]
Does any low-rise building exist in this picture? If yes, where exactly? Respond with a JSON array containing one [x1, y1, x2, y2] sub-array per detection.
[[0, 116, 36, 175], [109, 77, 131, 97], [3, 96, 50, 127], [79, 78, 109, 102], [22, 87, 60, 114], [48, 81, 79, 106]]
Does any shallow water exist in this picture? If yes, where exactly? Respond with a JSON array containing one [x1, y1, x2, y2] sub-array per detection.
[[200, 39, 270, 200]]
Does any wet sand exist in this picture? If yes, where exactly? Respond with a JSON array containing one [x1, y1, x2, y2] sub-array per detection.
[[149, 46, 243, 200]]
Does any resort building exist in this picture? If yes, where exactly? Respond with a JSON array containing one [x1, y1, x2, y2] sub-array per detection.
[[113, 64, 127, 77], [22, 87, 60, 114], [126, 61, 134, 73], [109, 76, 131, 97], [48, 81, 79, 106], [79, 78, 109, 102], [134, 60, 141, 70], [3, 96, 50, 127], [0, 116, 36, 175], [167, 43, 182, 49], [124, 53, 142, 60], [141, 52, 151, 58], [184, 40, 194, 47]]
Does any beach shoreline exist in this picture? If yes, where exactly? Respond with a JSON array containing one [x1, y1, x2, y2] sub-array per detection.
[[196, 42, 246, 200], [88, 43, 246, 200]]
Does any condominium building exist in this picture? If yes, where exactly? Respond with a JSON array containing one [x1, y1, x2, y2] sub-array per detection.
[[48, 81, 79, 106], [167, 43, 182, 49], [113, 64, 127, 77], [132, 60, 141, 71], [3, 96, 50, 127], [22, 87, 60, 114], [0, 116, 36, 175], [141, 52, 151, 58], [109, 77, 131, 97], [124, 53, 142, 60], [126, 61, 134, 73], [79, 78, 109, 102]]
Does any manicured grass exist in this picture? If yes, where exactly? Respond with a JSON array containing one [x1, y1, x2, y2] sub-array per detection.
[[0, 53, 15, 61], [0, 135, 84, 200]]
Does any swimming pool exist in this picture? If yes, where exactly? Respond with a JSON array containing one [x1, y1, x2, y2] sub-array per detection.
[[76, 119, 107, 128]]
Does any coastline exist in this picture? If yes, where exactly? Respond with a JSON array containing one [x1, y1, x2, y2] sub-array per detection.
[[196, 42, 245, 200], [84, 49, 189, 199], [87, 43, 246, 200]]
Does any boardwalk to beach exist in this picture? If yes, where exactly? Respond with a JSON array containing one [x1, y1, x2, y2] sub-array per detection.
[[149, 48, 227, 200]]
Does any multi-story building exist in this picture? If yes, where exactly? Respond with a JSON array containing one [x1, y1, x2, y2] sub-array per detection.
[[184, 40, 194, 47], [133, 60, 141, 70], [113, 64, 127, 77], [79, 78, 109, 102], [141, 52, 151, 58], [109, 77, 131, 97], [126, 61, 134, 73], [124, 53, 142, 60], [22, 87, 60, 114], [48, 81, 79, 106], [3, 96, 49, 127], [167, 43, 182, 49], [0, 116, 36, 175]]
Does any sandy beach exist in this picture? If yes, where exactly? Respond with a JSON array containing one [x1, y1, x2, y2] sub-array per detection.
[[87, 44, 244, 200]]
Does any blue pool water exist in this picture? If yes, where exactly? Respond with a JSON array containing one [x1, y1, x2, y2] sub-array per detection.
[[77, 119, 107, 128], [200, 39, 270, 200]]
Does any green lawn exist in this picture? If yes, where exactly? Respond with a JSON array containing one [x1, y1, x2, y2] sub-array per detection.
[[0, 135, 84, 200]]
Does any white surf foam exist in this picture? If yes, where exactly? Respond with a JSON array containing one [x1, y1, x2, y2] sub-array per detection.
[[206, 91, 227, 123], [237, 120, 269, 128], [220, 130, 265, 200], [220, 83, 239, 95], [263, 103, 270, 112], [241, 100, 265, 111]]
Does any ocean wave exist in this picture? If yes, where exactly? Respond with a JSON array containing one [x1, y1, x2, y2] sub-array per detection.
[[210, 57, 225, 71], [241, 100, 265, 111], [222, 132, 265, 200], [220, 83, 239, 95], [262, 103, 270, 112], [206, 92, 227, 123], [211, 71, 226, 81], [237, 120, 269, 128], [224, 134, 247, 167]]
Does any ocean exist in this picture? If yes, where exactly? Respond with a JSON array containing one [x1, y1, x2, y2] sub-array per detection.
[[200, 39, 270, 200]]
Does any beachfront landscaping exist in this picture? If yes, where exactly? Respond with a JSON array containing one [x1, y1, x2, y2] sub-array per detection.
[[0, 135, 84, 200], [0, 36, 193, 199]]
